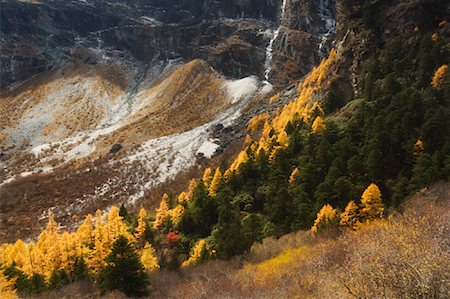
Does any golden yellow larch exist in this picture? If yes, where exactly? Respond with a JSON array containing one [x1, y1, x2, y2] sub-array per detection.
[[268, 92, 280, 105], [431, 64, 448, 89], [209, 168, 223, 197], [182, 239, 211, 267], [154, 194, 169, 229], [177, 191, 189, 203], [340, 200, 360, 229], [134, 208, 148, 240], [360, 183, 384, 221], [289, 167, 299, 185], [140, 243, 159, 272], [311, 204, 338, 233], [178, 179, 197, 203], [247, 113, 269, 133], [90, 236, 109, 273], [7, 240, 27, 268], [311, 116, 325, 134], [76, 214, 94, 245], [46, 211, 58, 234], [202, 167, 212, 186], [228, 150, 249, 173], [59, 232, 77, 271], [37, 212, 62, 277], [0, 271, 16, 299], [244, 134, 252, 146], [431, 33, 440, 41], [169, 205, 185, 226]]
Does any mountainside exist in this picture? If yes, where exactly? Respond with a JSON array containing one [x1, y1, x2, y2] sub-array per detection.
[[0, 0, 338, 242], [0, 0, 450, 298]]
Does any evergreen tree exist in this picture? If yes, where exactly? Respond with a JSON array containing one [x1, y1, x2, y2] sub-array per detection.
[[212, 186, 245, 259], [241, 213, 263, 250], [73, 256, 90, 281], [49, 269, 70, 290], [98, 236, 149, 297]]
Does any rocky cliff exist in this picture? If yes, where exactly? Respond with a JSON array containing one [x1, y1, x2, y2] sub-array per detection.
[[0, 0, 336, 88]]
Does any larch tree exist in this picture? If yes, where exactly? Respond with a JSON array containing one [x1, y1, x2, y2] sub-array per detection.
[[360, 183, 384, 222], [202, 167, 212, 186], [209, 167, 223, 197], [340, 200, 360, 229], [182, 239, 211, 267], [432, 64, 448, 89], [311, 204, 339, 233], [135, 208, 148, 241], [154, 194, 169, 230], [311, 116, 326, 134], [140, 243, 159, 272]]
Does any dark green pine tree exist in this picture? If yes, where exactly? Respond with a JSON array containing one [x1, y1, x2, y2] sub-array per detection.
[[4, 262, 47, 296], [73, 256, 90, 281], [241, 213, 263, 250], [264, 152, 294, 233], [179, 179, 218, 238], [98, 236, 149, 297], [212, 186, 245, 259], [49, 269, 70, 290]]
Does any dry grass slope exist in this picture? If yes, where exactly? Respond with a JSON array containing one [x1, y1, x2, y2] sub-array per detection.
[[148, 183, 449, 299]]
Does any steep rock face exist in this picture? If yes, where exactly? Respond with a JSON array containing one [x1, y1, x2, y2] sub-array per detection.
[[0, 0, 281, 88], [267, 0, 336, 86], [0, 0, 338, 88]]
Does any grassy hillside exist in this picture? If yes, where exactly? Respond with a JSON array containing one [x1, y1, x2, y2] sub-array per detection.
[[149, 183, 449, 299]]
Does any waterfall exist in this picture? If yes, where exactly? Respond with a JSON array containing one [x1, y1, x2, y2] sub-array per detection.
[[264, 0, 288, 83], [317, 0, 336, 57]]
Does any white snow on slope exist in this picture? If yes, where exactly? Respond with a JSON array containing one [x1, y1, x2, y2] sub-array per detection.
[[222, 76, 260, 103], [197, 139, 220, 158]]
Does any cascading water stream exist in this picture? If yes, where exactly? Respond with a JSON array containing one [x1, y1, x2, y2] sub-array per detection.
[[318, 0, 336, 57], [264, 0, 288, 83]]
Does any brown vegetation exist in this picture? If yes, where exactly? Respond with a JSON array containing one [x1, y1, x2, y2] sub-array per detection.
[[147, 184, 449, 298]]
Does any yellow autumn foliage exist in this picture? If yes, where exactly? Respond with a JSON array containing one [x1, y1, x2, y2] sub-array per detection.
[[140, 243, 159, 272], [182, 239, 213, 267], [289, 167, 299, 185], [209, 168, 223, 197], [202, 167, 212, 186], [360, 183, 384, 221], [311, 116, 326, 134], [0, 206, 138, 279], [238, 246, 309, 287], [134, 208, 148, 240], [154, 193, 170, 229], [247, 113, 269, 133], [311, 204, 339, 233], [340, 200, 360, 229], [431, 64, 448, 89]]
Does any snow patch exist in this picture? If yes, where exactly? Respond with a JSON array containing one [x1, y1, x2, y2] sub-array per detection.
[[223, 76, 260, 103], [197, 140, 220, 158], [260, 82, 274, 95]]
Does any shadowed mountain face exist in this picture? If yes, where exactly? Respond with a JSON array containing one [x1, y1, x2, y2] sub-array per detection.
[[0, 0, 279, 87], [0, 0, 338, 88]]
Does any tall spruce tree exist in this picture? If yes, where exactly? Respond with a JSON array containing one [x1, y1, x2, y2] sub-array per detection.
[[98, 236, 149, 297]]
